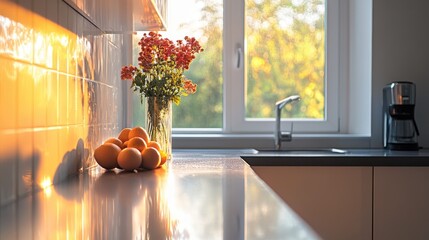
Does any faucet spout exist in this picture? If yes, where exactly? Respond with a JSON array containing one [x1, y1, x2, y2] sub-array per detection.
[[276, 95, 301, 109], [275, 95, 301, 150]]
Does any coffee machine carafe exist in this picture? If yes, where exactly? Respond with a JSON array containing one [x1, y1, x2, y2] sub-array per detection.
[[383, 82, 420, 150]]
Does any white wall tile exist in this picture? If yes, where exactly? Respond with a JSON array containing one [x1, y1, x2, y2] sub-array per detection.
[[0, 57, 17, 130], [33, 67, 47, 128], [46, 71, 59, 126], [0, 0, 127, 207], [17, 63, 34, 128]]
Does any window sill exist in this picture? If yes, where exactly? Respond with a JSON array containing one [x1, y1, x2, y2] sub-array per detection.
[[172, 133, 371, 150]]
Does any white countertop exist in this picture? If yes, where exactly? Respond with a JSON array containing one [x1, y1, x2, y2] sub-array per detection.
[[0, 150, 319, 240]]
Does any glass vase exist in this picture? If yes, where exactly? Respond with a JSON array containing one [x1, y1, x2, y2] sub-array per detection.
[[145, 96, 172, 160]]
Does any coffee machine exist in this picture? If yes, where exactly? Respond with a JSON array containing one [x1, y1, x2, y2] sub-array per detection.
[[383, 82, 420, 150]]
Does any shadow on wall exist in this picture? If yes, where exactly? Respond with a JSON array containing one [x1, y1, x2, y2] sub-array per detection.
[[0, 147, 40, 206], [0, 137, 89, 207], [52, 138, 89, 185], [0, 139, 87, 238]]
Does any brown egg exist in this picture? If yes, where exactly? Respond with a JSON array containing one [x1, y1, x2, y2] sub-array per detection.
[[117, 148, 142, 171], [147, 141, 161, 151], [141, 147, 161, 170], [127, 137, 147, 152], [104, 137, 123, 149], [94, 143, 121, 170], [128, 126, 150, 143], [118, 128, 132, 143]]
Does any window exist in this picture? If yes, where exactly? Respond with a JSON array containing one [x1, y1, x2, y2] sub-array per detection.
[[132, 0, 343, 134]]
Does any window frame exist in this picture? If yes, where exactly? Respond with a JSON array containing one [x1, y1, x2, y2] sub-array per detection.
[[224, 0, 341, 134], [171, 0, 344, 135]]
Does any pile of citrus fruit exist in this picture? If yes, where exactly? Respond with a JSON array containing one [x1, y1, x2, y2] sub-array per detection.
[[93, 126, 167, 171]]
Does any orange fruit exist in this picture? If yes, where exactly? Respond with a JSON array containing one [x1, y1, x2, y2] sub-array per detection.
[[128, 126, 150, 143], [118, 128, 132, 143], [141, 147, 161, 170], [147, 141, 161, 151], [117, 148, 142, 171], [127, 137, 147, 152]]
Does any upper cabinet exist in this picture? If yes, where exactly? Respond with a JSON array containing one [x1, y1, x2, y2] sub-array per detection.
[[133, 0, 167, 31], [63, 0, 167, 32]]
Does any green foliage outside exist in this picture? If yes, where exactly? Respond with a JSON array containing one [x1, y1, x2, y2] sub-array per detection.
[[172, 1, 224, 128], [245, 0, 325, 119], [133, 0, 325, 128]]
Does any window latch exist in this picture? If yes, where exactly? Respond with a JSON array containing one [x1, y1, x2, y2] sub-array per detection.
[[236, 46, 242, 68]]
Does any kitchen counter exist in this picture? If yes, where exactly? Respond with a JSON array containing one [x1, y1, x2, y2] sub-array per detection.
[[0, 149, 319, 240], [243, 149, 429, 240]]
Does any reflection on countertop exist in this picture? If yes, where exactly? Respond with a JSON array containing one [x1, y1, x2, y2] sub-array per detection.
[[0, 150, 319, 240]]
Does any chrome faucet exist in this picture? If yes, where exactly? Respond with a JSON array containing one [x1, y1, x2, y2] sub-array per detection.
[[275, 95, 301, 150]]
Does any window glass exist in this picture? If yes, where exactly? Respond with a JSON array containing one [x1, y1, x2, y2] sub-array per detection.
[[169, 0, 223, 129], [245, 0, 325, 119]]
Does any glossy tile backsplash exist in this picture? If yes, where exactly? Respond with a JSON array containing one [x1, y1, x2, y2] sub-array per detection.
[[0, 0, 127, 206]]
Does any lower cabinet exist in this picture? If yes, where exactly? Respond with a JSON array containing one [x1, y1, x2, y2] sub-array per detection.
[[373, 167, 429, 240], [252, 166, 373, 240]]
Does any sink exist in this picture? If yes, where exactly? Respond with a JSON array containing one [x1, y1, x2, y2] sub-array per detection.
[[240, 148, 351, 166]]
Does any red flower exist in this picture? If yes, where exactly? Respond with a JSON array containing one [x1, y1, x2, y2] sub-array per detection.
[[183, 79, 197, 94], [121, 65, 137, 80], [121, 32, 203, 104], [137, 32, 203, 71]]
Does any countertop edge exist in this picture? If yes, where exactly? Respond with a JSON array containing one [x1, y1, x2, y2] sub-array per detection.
[[240, 154, 429, 167]]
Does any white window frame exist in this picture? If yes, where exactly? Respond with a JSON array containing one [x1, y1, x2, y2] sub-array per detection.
[[164, 0, 374, 149], [224, 0, 341, 134]]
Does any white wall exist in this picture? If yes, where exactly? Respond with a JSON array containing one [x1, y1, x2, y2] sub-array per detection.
[[372, 0, 429, 148], [348, 0, 372, 135]]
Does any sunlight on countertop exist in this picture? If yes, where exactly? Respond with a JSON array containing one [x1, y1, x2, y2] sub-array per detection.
[[0, 151, 319, 240]]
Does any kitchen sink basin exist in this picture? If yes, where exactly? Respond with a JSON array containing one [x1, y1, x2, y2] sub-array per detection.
[[240, 148, 352, 166]]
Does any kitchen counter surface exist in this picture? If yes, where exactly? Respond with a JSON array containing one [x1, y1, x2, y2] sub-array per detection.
[[241, 149, 429, 166], [0, 149, 319, 240]]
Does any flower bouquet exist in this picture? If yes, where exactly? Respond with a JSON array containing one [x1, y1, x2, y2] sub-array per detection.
[[121, 32, 203, 159]]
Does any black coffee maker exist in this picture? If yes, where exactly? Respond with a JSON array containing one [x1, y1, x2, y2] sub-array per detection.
[[383, 82, 420, 150]]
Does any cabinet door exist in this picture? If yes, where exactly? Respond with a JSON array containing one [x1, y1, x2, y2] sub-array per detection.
[[374, 167, 429, 240], [252, 166, 372, 240]]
